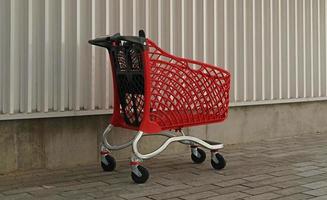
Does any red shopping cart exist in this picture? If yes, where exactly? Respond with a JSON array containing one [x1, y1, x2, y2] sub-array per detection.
[[89, 30, 231, 183]]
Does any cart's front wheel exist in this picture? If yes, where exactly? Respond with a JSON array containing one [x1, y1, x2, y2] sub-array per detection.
[[211, 153, 226, 170], [101, 155, 116, 172], [191, 147, 206, 164], [131, 166, 149, 184]]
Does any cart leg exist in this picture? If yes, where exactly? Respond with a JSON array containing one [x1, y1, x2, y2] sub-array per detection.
[[100, 144, 116, 172], [100, 124, 135, 172], [132, 130, 224, 160], [102, 124, 134, 151], [210, 150, 226, 170], [130, 154, 149, 184], [190, 145, 206, 164]]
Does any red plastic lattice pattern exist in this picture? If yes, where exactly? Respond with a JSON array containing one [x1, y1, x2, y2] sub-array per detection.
[[147, 39, 230, 130]]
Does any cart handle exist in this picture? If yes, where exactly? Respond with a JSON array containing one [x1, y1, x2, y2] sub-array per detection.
[[88, 32, 147, 49]]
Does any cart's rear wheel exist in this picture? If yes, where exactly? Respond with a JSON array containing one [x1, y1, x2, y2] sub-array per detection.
[[101, 155, 116, 172], [191, 148, 206, 164], [211, 153, 226, 170], [131, 166, 149, 184]]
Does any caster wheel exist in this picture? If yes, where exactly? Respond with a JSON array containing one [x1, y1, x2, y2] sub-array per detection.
[[211, 153, 226, 170], [101, 155, 116, 172], [191, 148, 206, 164], [131, 166, 149, 184]]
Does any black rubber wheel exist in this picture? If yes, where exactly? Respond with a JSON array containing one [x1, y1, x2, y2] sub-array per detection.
[[211, 153, 226, 170], [101, 155, 116, 172], [131, 166, 149, 184], [191, 148, 206, 164]]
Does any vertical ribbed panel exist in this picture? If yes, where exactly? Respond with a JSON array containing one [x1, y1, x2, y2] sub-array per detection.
[[0, 0, 11, 114], [0, 0, 327, 118]]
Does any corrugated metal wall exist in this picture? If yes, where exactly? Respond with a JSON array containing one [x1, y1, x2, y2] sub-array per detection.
[[0, 0, 327, 120]]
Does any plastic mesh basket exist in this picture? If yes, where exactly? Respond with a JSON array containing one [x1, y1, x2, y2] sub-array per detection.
[[147, 39, 230, 130], [91, 34, 230, 133]]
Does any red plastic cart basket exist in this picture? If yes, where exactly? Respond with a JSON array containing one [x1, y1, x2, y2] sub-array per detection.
[[89, 30, 230, 183]]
